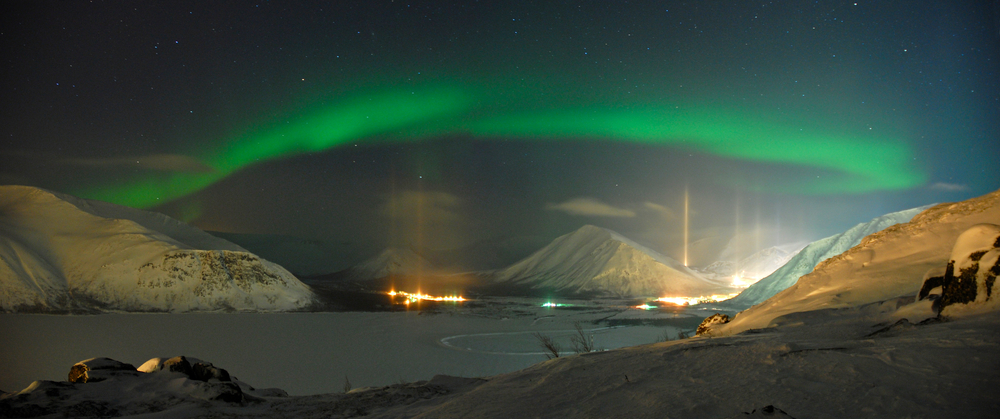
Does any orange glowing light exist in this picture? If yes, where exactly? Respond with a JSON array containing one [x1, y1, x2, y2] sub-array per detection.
[[656, 293, 739, 306], [387, 290, 465, 303]]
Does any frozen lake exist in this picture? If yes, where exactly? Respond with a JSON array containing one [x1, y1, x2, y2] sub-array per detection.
[[0, 299, 719, 395]]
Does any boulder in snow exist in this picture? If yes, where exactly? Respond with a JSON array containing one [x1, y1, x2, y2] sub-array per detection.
[[696, 313, 731, 336], [918, 223, 1000, 315], [67, 357, 138, 383], [138, 356, 232, 382]]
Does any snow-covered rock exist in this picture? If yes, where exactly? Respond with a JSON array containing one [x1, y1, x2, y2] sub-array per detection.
[[0, 185, 315, 312], [67, 358, 137, 384], [722, 205, 930, 309], [917, 223, 1000, 316], [716, 188, 1000, 336], [0, 356, 257, 417], [340, 247, 434, 281], [695, 313, 731, 336], [493, 225, 727, 297]]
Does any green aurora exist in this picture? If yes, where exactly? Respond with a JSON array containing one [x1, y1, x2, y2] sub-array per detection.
[[73, 83, 926, 208]]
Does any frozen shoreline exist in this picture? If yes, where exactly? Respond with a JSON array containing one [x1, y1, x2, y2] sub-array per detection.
[[0, 299, 710, 396]]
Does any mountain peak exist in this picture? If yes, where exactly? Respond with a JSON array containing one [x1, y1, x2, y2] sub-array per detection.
[[495, 225, 725, 297]]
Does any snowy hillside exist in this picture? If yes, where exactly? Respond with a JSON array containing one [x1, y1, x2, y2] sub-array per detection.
[[717, 189, 999, 334], [208, 231, 358, 277], [494, 225, 727, 297], [340, 247, 434, 281], [723, 204, 930, 309], [0, 186, 315, 312]]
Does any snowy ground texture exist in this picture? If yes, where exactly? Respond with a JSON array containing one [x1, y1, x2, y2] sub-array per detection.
[[1, 306, 997, 418]]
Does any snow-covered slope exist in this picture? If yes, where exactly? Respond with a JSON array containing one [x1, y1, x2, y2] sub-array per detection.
[[209, 231, 357, 277], [0, 185, 315, 312], [717, 189, 1000, 335], [493, 225, 726, 297], [340, 247, 434, 281], [723, 205, 930, 309]]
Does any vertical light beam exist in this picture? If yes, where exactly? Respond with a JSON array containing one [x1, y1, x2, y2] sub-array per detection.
[[683, 185, 689, 267]]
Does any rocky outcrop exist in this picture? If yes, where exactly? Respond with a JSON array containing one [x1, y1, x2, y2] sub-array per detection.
[[917, 224, 1000, 315], [696, 313, 732, 336], [0, 356, 267, 417], [67, 358, 138, 383], [138, 356, 231, 382]]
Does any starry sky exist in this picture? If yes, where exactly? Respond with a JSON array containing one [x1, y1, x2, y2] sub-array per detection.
[[3, 1, 999, 269]]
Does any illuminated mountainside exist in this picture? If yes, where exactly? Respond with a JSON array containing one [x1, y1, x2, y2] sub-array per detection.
[[0, 186, 315, 312], [717, 188, 1000, 334], [723, 204, 930, 310], [340, 247, 434, 281], [494, 225, 726, 297], [697, 245, 803, 283]]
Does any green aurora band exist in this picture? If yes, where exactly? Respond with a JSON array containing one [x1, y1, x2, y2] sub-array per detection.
[[73, 84, 926, 208]]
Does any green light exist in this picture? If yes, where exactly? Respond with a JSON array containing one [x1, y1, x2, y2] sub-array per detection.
[[70, 82, 926, 208], [71, 85, 474, 208], [208, 85, 474, 172], [468, 107, 925, 194]]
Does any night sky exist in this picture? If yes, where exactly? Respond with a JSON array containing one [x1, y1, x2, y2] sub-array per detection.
[[3, 1, 998, 269]]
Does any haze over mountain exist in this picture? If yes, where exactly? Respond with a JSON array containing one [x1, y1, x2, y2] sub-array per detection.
[[337, 247, 434, 281], [696, 244, 804, 283], [493, 225, 728, 298], [0, 186, 315, 313]]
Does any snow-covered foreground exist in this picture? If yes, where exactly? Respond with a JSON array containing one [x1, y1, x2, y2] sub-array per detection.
[[0, 300, 694, 397], [3, 302, 996, 418]]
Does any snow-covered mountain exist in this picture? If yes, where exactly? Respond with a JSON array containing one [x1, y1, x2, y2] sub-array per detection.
[[717, 188, 1000, 334], [493, 225, 727, 297], [339, 247, 434, 281], [0, 185, 315, 312], [208, 231, 358, 277], [697, 245, 804, 283], [722, 204, 931, 310]]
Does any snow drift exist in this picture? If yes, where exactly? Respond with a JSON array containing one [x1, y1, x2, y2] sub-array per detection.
[[0, 185, 315, 312], [493, 225, 726, 297], [723, 205, 929, 309]]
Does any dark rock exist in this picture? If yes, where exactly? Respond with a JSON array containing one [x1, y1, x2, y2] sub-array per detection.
[[162, 356, 194, 376], [192, 362, 232, 382], [731, 405, 796, 418], [917, 274, 945, 301]]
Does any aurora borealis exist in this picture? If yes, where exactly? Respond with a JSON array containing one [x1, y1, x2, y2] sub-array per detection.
[[3, 1, 998, 268]]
